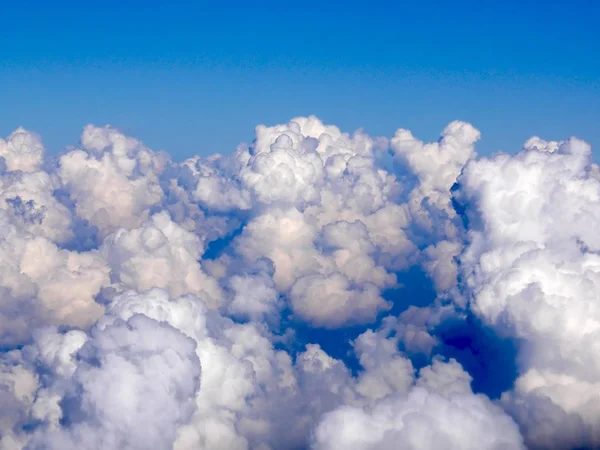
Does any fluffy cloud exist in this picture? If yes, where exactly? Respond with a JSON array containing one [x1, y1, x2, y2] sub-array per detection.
[[0, 210, 109, 347], [101, 211, 222, 307], [0, 119, 485, 450], [312, 385, 524, 450], [0, 129, 73, 244], [3, 117, 596, 449], [29, 316, 200, 450], [197, 117, 434, 327], [312, 357, 523, 450], [454, 136, 600, 448], [3, 313, 201, 450], [2, 286, 518, 450], [58, 125, 166, 234], [391, 120, 479, 213], [0, 128, 44, 173]]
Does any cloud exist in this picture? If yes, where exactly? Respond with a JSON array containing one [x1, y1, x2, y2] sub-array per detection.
[[0, 209, 109, 347], [0, 119, 486, 450], [58, 125, 166, 234], [26, 316, 200, 450], [100, 211, 222, 307], [454, 136, 600, 448], [196, 117, 446, 327], [0, 128, 44, 173], [1, 117, 596, 449], [311, 385, 524, 450]]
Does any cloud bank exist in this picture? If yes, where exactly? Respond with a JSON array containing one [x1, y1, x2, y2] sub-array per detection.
[[0, 116, 595, 449]]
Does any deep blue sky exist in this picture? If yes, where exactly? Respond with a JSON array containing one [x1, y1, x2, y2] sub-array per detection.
[[1, 1, 598, 160]]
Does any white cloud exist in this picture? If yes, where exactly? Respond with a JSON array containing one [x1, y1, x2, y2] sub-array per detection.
[[311, 386, 524, 450], [0, 210, 109, 347], [58, 125, 166, 234], [101, 211, 222, 307], [455, 136, 600, 448], [27, 315, 201, 450], [196, 117, 459, 328], [9, 117, 599, 449], [0, 128, 44, 173]]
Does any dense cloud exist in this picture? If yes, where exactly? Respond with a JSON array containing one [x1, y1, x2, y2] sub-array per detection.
[[0, 117, 595, 449], [454, 137, 600, 449], [313, 387, 524, 450]]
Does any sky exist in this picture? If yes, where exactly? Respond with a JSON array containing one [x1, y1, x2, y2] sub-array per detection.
[[1, 0, 599, 159]]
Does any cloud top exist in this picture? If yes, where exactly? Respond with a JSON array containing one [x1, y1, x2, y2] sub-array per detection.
[[0, 117, 595, 449]]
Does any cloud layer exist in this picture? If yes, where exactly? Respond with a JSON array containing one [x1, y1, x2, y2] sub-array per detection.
[[0, 117, 596, 449]]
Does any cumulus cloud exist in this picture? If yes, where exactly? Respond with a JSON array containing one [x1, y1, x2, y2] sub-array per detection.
[[1, 117, 597, 449], [454, 136, 600, 448], [197, 117, 438, 327], [28, 316, 200, 450], [58, 125, 166, 234], [0, 128, 44, 173], [312, 385, 524, 450], [101, 211, 222, 307], [1, 308, 201, 450], [0, 209, 109, 347]]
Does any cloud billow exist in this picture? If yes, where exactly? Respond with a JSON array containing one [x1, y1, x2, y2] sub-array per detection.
[[0, 116, 595, 449]]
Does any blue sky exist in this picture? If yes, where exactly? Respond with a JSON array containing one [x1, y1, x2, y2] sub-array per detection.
[[1, 0, 598, 160]]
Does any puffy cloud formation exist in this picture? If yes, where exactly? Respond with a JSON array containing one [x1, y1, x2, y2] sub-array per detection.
[[0, 117, 596, 449], [313, 387, 524, 450], [0, 128, 44, 173], [58, 125, 166, 234], [454, 136, 600, 449], [101, 211, 222, 307], [1, 296, 201, 450], [198, 117, 428, 327], [0, 198, 108, 346], [0, 289, 521, 450]]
